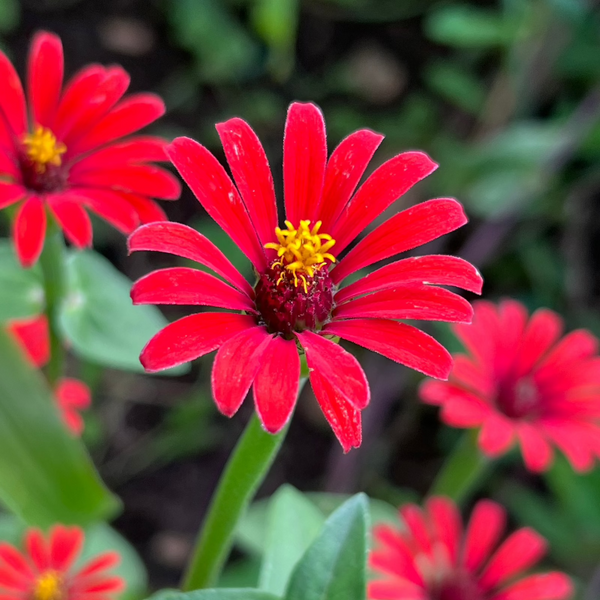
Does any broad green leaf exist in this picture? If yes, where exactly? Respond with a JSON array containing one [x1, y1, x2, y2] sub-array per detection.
[[284, 494, 368, 600], [0, 0, 19, 33], [0, 241, 44, 322], [424, 61, 485, 114], [259, 486, 326, 595], [149, 589, 280, 600], [425, 5, 514, 48], [59, 250, 185, 374], [81, 524, 148, 600], [0, 328, 119, 526]]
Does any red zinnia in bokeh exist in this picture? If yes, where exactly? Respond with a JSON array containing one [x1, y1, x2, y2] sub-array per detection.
[[7, 315, 91, 435], [420, 299, 600, 472], [129, 102, 482, 451], [369, 496, 573, 600], [0, 525, 123, 600], [0, 31, 180, 267]]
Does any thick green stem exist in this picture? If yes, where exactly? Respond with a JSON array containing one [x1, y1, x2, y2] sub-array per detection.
[[182, 392, 301, 590], [429, 429, 491, 505], [38, 223, 67, 386]]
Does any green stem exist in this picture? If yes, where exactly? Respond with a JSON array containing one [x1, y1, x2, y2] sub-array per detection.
[[38, 222, 67, 386], [182, 393, 301, 590], [429, 429, 491, 505]]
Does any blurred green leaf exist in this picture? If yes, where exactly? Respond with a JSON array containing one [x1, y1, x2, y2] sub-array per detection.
[[81, 524, 148, 600], [59, 250, 186, 374], [0, 0, 19, 33], [217, 558, 261, 588], [0, 241, 44, 322], [424, 61, 486, 114], [259, 486, 326, 595], [425, 5, 514, 48], [149, 590, 280, 600], [0, 328, 119, 526], [284, 494, 368, 600]]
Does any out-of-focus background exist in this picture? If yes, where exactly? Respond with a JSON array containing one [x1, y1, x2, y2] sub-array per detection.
[[2, 0, 600, 596]]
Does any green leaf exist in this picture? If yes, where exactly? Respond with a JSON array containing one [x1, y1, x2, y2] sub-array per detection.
[[259, 486, 326, 595], [284, 494, 368, 600], [424, 61, 485, 114], [149, 590, 281, 600], [81, 524, 147, 600], [0, 0, 19, 33], [425, 5, 514, 48], [59, 250, 185, 374], [0, 328, 119, 526], [0, 241, 44, 322]]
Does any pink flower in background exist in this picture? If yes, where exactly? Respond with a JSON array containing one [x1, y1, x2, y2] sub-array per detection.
[[7, 315, 90, 435], [0, 525, 124, 600], [129, 101, 482, 451], [420, 299, 600, 472], [369, 496, 573, 600], [0, 31, 180, 267]]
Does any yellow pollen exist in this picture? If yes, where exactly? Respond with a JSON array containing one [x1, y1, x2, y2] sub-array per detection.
[[33, 571, 64, 600], [265, 220, 336, 292], [22, 126, 67, 173]]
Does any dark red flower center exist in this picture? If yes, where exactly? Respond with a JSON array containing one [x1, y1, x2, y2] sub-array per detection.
[[20, 126, 68, 193], [496, 376, 540, 419], [430, 571, 483, 600]]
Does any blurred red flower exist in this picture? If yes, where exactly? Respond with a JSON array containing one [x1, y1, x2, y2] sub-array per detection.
[[420, 299, 600, 472], [130, 101, 482, 451], [369, 496, 573, 600], [0, 525, 123, 600], [7, 315, 90, 435], [0, 31, 180, 267]]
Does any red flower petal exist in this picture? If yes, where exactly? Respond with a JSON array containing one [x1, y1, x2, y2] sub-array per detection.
[[128, 222, 253, 297], [6, 315, 50, 368], [25, 529, 49, 571], [139, 312, 255, 372], [283, 102, 327, 224], [0, 544, 34, 580], [324, 318, 452, 379], [123, 194, 167, 224], [0, 184, 26, 210], [516, 422, 553, 473], [75, 188, 139, 233], [463, 500, 506, 572], [479, 528, 547, 592], [254, 336, 300, 433], [335, 255, 483, 305], [318, 129, 384, 231], [367, 579, 423, 600], [479, 413, 515, 456], [47, 195, 93, 249], [27, 32, 63, 128], [69, 137, 168, 174], [167, 137, 267, 271], [56, 378, 91, 410], [439, 391, 492, 427], [309, 369, 362, 452], [74, 553, 119, 579], [535, 329, 599, 377], [13, 196, 46, 268], [330, 151, 438, 255], [333, 284, 473, 324], [49, 525, 83, 572], [370, 525, 424, 586], [70, 165, 180, 200], [297, 330, 369, 410], [0, 151, 20, 179], [69, 93, 164, 156], [216, 117, 278, 248], [427, 497, 462, 566], [399, 504, 432, 554], [74, 577, 124, 594], [331, 198, 467, 285], [0, 49, 26, 136], [131, 267, 255, 312], [211, 326, 272, 417], [491, 572, 573, 600]]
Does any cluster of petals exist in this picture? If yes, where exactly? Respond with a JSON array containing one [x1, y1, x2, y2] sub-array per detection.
[[7, 315, 90, 435], [369, 496, 573, 600], [129, 101, 482, 451], [0, 525, 123, 600], [420, 299, 600, 472], [0, 31, 180, 267]]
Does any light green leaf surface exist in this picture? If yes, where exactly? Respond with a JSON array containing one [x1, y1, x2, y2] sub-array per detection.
[[0, 328, 119, 526], [149, 590, 281, 600]]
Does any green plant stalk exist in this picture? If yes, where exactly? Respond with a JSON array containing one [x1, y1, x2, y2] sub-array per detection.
[[429, 429, 491, 505], [182, 381, 305, 591], [38, 221, 67, 386]]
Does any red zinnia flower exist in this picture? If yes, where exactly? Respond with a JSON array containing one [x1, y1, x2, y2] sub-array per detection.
[[369, 496, 573, 600], [129, 102, 482, 451], [0, 525, 124, 600], [420, 299, 600, 472], [0, 31, 180, 267], [7, 315, 91, 435]]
